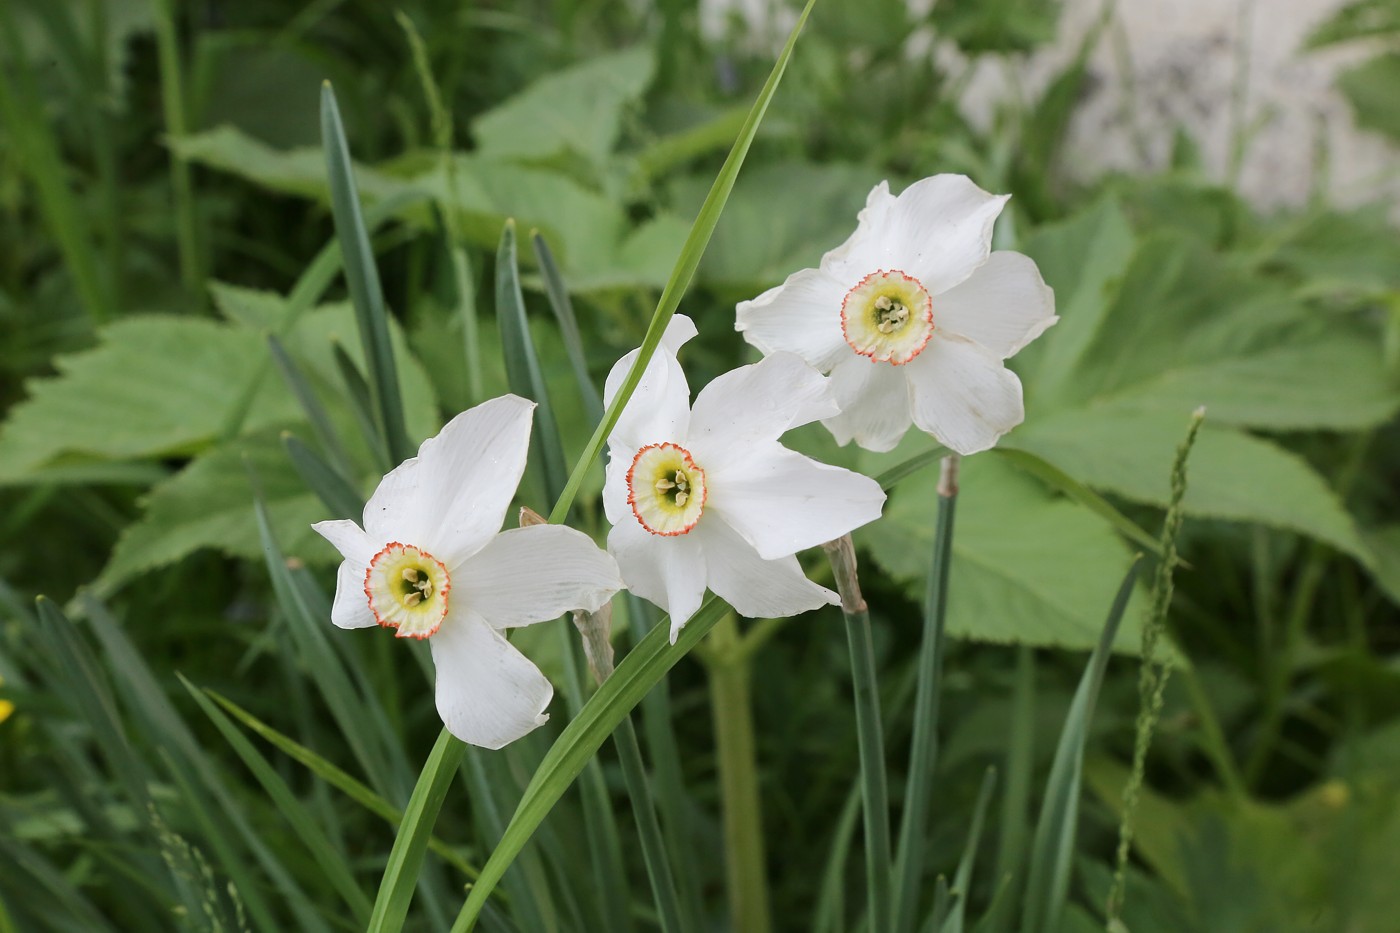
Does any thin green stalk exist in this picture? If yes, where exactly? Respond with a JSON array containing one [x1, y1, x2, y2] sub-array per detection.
[[1179, 665, 1246, 798], [704, 614, 773, 933], [0, 6, 111, 324], [614, 716, 688, 933], [892, 455, 959, 932], [151, 0, 202, 301], [988, 648, 1035, 933], [1105, 409, 1205, 924], [824, 535, 892, 933]]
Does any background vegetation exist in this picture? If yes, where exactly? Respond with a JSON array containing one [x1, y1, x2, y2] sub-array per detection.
[[2, 0, 1399, 930]]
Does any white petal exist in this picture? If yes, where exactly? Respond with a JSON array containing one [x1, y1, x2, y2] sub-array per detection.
[[689, 353, 838, 454], [820, 355, 914, 452], [836, 175, 1008, 296], [457, 525, 623, 629], [603, 340, 692, 451], [430, 610, 552, 749], [312, 519, 375, 565], [602, 447, 632, 525], [363, 395, 534, 565], [735, 268, 851, 372], [705, 444, 886, 560], [905, 336, 1025, 455], [608, 516, 707, 642], [935, 252, 1057, 359], [330, 560, 377, 629], [697, 519, 838, 620]]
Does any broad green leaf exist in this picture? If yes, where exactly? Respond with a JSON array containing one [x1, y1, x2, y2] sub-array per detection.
[[1085, 331, 1400, 430], [171, 123, 405, 201], [210, 280, 286, 329], [1338, 53, 1400, 143], [1364, 524, 1400, 606], [0, 316, 300, 482], [864, 455, 1147, 653], [472, 46, 654, 164], [1017, 196, 1136, 396], [97, 431, 326, 591], [175, 125, 688, 290], [1008, 414, 1370, 563]]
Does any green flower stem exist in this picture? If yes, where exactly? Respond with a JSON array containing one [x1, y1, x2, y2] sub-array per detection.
[[573, 602, 686, 933], [702, 614, 773, 933], [613, 715, 688, 933], [152, 0, 203, 303], [891, 454, 959, 932], [824, 535, 892, 933]]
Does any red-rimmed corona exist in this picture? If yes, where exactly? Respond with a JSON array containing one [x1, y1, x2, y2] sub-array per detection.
[[363, 542, 451, 638], [626, 442, 708, 535], [840, 269, 934, 364]]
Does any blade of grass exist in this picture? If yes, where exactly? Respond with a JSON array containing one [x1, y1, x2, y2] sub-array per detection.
[[988, 647, 1035, 933], [1020, 556, 1143, 933], [893, 456, 959, 933], [151, 0, 202, 303], [546, 0, 817, 525], [283, 432, 364, 522], [450, 596, 731, 931], [321, 81, 411, 463], [78, 596, 322, 932], [937, 767, 996, 933], [205, 687, 479, 880], [497, 219, 569, 502], [875, 445, 952, 491], [332, 340, 394, 473], [812, 784, 862, 933], [0, 5, 111, 324], [367, 730, 468, 933], [267, 334, 356, 478], [177, 673, 374, 925], [531, 230, 603, 425]]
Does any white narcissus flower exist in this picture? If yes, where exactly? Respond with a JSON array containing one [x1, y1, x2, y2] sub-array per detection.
[[735, 175, 1057, 455], [312, 395, 624, 750], [603, 315, 886, 641]]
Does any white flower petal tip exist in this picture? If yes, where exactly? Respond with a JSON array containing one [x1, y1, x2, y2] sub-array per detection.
[[734, 173, 1053, 455], [661, 314, 699, 353], [311, 393, 617, 749]]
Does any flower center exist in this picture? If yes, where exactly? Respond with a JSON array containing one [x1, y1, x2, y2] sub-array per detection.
[[626, 442, 707, 536], [840, 269, 935, 364], [364, 542, 451, 639]]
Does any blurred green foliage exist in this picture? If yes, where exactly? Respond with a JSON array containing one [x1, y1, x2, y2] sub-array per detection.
[[1, 0, 1399, 930]]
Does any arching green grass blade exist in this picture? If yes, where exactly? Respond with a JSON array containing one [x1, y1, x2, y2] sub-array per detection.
[[321, 81, 411, 463], [367, 729, 468, 933], [1020, 556, 1143, 933], [546, 0, 818, 524], [283, 432, 364, 522], [496, 219, 569, 501], [449, 597, 731, 931], [531, 230, 604, 425], [177, 674, 374, 925]]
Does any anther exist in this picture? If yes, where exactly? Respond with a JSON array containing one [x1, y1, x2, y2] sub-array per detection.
[[402, 568, 420, 582], [875, 295, 892, 310], [675, 492, 689, 507], [404, 592, 422, 607]]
